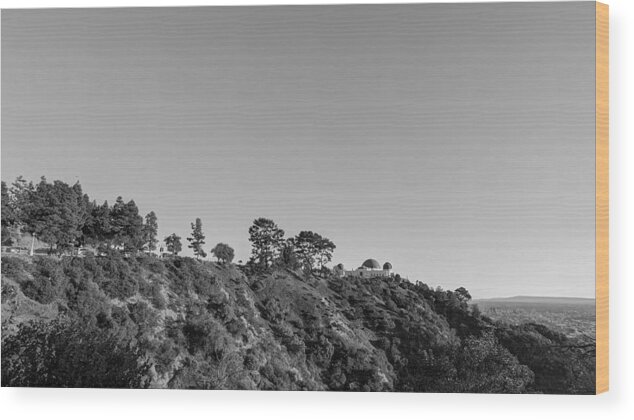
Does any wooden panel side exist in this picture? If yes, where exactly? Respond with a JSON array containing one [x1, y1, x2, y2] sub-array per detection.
[[595, 1, 609, 395]]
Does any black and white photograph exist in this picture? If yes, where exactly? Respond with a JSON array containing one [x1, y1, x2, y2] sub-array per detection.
[[1, 2, 603, 394]]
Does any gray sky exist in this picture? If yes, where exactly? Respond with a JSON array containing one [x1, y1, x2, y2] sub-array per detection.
[[1, 3, 596, 298]]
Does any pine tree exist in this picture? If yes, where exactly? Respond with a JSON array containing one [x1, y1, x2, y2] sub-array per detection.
[[110, 197, 144, 252], [293, 231, 336, 271], [20, 177, 87, 254], [143, 211, 159, 252], [187, 218, 207, 259], [248, 218, 285, 269]]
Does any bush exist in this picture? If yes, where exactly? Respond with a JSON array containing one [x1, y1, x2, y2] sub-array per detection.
[[95, 255, 139, 299], [164, 257, 215, 297], [1, 319, 151, 388], [127, 301, 159, 339], [1, 256, 30, 278], [1, 282, 18, 303], [20, 277, 57, 304], [138, 277, 166, 309]]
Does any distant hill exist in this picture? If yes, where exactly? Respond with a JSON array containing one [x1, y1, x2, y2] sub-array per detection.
[[473, 295, 596, 342], [473, 296, 595, 306]]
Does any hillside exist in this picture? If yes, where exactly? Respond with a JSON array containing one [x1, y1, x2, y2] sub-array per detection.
[[1, 253, 595, 393]]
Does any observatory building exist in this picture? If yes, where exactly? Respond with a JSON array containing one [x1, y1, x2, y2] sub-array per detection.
[[334, 259, 393, 278]]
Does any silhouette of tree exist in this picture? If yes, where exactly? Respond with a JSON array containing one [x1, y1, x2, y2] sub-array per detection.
[[454, 287, 472, 302], [143, 211, 159, 251], [164, 233, 182, 256], [293, 231, 336, 271], [18, 177, 88, 254], [248, 218, 285, 269], [1, 181, 17, 227], [187, 218, 207, 259], [110, 197, 144, 252], [211, 243, 234, 264]]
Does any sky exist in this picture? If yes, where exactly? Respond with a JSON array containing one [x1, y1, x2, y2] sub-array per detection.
[[1, 3, 596, 298]]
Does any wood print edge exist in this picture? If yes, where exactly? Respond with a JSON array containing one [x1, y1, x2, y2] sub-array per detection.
[[595, 0, 609, 395]]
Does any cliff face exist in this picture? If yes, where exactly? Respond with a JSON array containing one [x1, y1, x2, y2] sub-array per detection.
[[1, 254, 594, 393]]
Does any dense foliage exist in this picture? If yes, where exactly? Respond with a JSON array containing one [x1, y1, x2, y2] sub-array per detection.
[[2, 318, 150, 388], [1, 254, 595, 393], [1, 176, 157, 255], [1, 176, 594, 392]]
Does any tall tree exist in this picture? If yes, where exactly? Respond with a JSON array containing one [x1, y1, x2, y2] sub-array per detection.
[[278, 239, 300, 270], [9, 176, 35, 224], [293, 231, 336, 271], [211, 243, 234, 264], [70, 182, 91, 248], [20, 177, 87, 254], [111, 197, 144, 252], [315, 236, 336, 270], [187, 218, 207, 259], [1, 181, 18, 228], [164, 233, 182, 256], [248, 218, 285, 269], [82, 200, 113, 247], [143, 211, 159, 252], [9, 176, 36, 252]]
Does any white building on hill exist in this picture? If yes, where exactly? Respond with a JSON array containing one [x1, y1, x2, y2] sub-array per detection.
[[334, 259, 392, 278]]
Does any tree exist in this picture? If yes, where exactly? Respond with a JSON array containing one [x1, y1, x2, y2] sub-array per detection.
[[110, 197, 144, 252], [20, 177, 88, 254], [1, 180, 18, 227], [293, 231, 336, 271], [187, 218, 207, 259], [277, 239, 300, 269], [82, 200, 114, 247], [1, 181, 18, 246], [143, 211, 159, 252], [164, 233, 182, 256], [9, 176, 35, 225], [454, 287, 472, 302], [248, 218, 285, 269], [211, 243, 234, 264]]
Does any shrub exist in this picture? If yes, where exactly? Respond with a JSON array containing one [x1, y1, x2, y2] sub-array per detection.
[[20, 277, 57, 304], [127, 301, 159, 338], [95, 256, 139, 299], [1, 282, 18, 304], [1, 319, 151, 388], [1, 256, 29, 278]]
